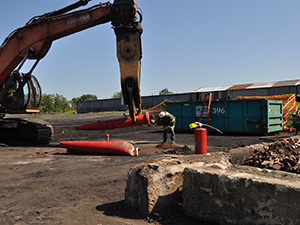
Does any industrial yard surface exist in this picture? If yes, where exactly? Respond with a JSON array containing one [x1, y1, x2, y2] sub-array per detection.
[[0, 112, 269, 225]]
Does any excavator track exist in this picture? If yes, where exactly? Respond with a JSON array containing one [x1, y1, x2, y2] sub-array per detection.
[[0, 118, 54, 145]]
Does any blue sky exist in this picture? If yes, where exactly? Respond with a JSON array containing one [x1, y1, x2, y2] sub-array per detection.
[[1, 0, 300, 100]]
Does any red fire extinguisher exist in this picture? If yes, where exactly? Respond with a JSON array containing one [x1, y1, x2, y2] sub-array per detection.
[[193, 122, 223, 154], [195, 128, 207, 154]]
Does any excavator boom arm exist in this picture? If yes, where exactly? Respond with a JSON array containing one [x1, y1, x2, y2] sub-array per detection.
[[0, 0, 142, 122], [0, 3, 112, 85]]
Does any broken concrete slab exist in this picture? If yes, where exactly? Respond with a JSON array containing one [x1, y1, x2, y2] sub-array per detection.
[[125, 140, 300, 224], [125, 153, 231, 217], [183, 164, 300, 225]]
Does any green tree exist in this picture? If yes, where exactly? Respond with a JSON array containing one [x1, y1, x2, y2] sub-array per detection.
[[41, 93, 71, 113], [41, 94, 55, 113], [71, 97, 79, 110], [71, 94, 97, 109], [53, 94, 70, 113], [159, 88, 173, 95], [112, 90, 123, 98]]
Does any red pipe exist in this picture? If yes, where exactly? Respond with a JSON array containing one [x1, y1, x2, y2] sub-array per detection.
[[76, 112, 151, 130], [195, 128, 207, 154], [60, 141, 138, 156]]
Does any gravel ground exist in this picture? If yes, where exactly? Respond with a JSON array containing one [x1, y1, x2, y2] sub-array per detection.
[[0, 112, 268, 225]]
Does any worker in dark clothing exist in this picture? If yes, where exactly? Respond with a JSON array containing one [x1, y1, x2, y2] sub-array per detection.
[[157, 111, 176, 143]]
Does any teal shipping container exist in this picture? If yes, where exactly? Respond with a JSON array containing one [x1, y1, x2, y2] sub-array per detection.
[[166, 99, 283, 135]]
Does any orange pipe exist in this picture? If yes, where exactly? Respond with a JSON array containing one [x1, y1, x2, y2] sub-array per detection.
[[76, 112, 151, 130], [60, 140, 138, 156]]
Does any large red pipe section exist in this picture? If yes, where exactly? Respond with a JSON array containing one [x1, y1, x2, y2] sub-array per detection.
[[60, 140, 138, 156], [195, 128, 207, 154], [76, 112, 151, 130]]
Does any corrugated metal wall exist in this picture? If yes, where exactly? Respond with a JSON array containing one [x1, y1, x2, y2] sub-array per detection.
[[142, 93, 191, 109], [77, 98, 127, 113], [77, 93, 192, 113], [77, 81, 300, 113]]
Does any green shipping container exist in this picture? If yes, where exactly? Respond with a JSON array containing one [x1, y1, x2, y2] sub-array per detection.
[[166, 99, 283, 135]]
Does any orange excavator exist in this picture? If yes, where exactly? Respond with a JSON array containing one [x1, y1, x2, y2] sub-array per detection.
[[0, 0, 143, 145]]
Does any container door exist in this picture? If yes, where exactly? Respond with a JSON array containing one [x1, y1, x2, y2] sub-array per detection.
[[244, 100, 266, 133], [267, 100, 283, 133]]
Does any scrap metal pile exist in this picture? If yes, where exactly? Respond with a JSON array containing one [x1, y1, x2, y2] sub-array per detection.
[[243, 138, 300, 174]]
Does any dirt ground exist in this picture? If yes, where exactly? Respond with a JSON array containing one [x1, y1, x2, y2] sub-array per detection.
[[0, 112, 269, 225]]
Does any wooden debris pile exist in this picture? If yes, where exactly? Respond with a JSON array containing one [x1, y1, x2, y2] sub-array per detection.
[[243, 138, 300, 174]]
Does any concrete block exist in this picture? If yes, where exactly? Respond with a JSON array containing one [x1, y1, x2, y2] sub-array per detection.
[[125, 153, 230, 217], [125, 159, 188, 217], [183, 164, 300, 225]]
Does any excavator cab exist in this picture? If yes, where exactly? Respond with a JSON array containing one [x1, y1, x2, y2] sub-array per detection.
[[0, 71, 41, 114]]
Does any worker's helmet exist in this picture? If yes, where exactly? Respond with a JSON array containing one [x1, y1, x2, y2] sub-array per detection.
[[158, 111, 166, 118]]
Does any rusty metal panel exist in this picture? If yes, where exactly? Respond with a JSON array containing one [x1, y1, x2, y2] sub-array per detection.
[[193, 85, 231, 92], [246, 82, 275, 89], [227, 83, 253, 90], [273, 80, 300, 87]]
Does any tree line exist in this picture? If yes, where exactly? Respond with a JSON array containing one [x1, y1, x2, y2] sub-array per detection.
[[41, 88, 173, 113], [40, 94, 97, 113]]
